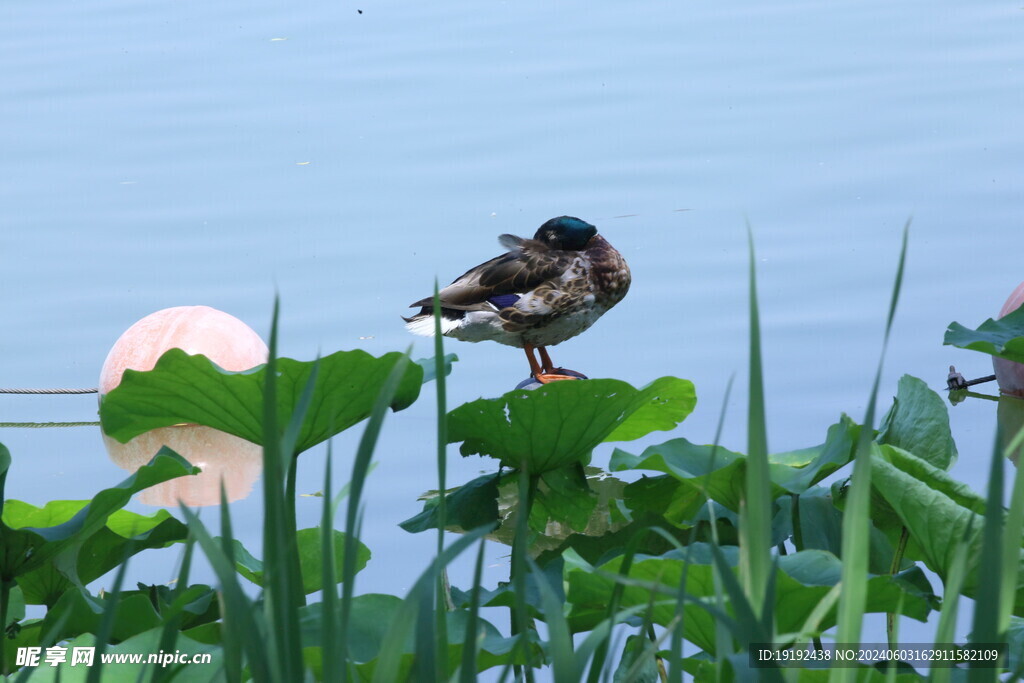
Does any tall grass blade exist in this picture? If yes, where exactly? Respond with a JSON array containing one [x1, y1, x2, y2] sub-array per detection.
[[666, 558, 689, 683], [260, 298, 304, 682], [181, 502, 270, 682], [218, 483, 244, 683], [340, 349, 414, 679], [789, 583, 841, 646], [283, 356, 320, 593], [621, 619, 678, 683], [884, 592, 904, 683], [669, 377, 733, 682], [968, 431, 1006, 682], [527, 556, 576, 682], [84, 544, 133, 683], [458, 538, 488, 683], [283, 358, 320, 613], [598, 570, 741, 645], [741, 226, 773, 620], [707, 543, 772, 648], [510, 469, 538, 683], [433, 281, 450, 680], [586, 528, 653, 683], [321, 444, 341, 683], [415, 580, 440, 682], [370, 525, 495, 683], [831, 221, 909, 683], [150, 534, 197, 683], [928, 523, 972, 683], [667, 536, 694, 683], [1000, 424, 1024, 636]]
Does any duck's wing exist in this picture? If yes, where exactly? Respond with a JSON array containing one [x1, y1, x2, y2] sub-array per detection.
[[409, 235, 572, 311]]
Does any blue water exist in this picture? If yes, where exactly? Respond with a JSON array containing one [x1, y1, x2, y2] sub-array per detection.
[[2, 0, 1022, 666]]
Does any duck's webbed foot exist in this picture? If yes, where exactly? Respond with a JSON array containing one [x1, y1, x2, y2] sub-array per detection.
[[525, 345, 587, 383], [534, 369, 589, 383]]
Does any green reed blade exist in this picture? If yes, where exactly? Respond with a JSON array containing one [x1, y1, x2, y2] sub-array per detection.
[[85, 544, 132, 683], [968, 432, 1006, 683], [742, 225, 773, 621], [929, 521, 973, 683], [458, 537, 487, 683], [218, 482, 244, 683], [433, 281, 450, 680], [831, 221, 909, 683], [1000, 424, 1024, 637], [150, 534, 196, 683], [370, 525, 495, 683], [321, 444, 341, 683], [260, 298, 304, 682], [181, 502, 270, 682], [341, 349, 413, 680], [528, 555, 576, 682]]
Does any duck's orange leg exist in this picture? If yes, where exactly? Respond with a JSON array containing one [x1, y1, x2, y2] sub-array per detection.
[[537, 347, 557, 373], [523, 343, 544, 378], [526, 345, 586, 383]]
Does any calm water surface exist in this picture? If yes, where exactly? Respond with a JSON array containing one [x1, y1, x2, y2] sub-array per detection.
[[2, 0, 1022, 658]]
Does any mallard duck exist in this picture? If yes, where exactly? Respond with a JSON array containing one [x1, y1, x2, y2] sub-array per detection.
[[404, 216, 630, 383]]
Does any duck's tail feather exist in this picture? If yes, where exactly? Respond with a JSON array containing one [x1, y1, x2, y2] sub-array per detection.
[[403, 307, 462, 337]]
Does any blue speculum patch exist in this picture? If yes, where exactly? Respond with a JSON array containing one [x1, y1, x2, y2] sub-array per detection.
[[488, 294, 520, 309]]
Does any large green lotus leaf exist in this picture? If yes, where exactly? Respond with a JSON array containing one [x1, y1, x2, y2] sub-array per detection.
[[527, 465, 597, 534], [398, 472, 502, 534], [610, 441, 748, 515], [3, 501, 184, 544], [401, 467, 614, 540], [768, 414, 858, 492], [0, 448, 197, 580], [603, 376, 697, 442], [2, 499, 89, 528], [447, 377, 695, 472], [877, 374, 957, 470], [619, 474, 712, 526], [944, 303, 1024, 363], [609, 417, 856, 515], [870, 443, 1024, 613], [564, 545, 936, 655], [294, 528, 370, 594], [99, 348, 424, 454], [133, 582, 219, 632], [13, 509, 187, 606], [793, 488, 910, 576], [401, 468, 699, 568], [226, 529, 369, 594]]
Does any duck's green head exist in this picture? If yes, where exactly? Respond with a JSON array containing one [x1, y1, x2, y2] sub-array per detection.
[[534, 216, 598, 251]]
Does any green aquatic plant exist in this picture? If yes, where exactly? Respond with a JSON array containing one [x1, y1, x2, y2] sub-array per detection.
[[4, 230, 1023, 681], [0, 447, 198, 675], [446, 376, 696, 473], [945, 304, 1024, 364], [98, 348, 428, 454]]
